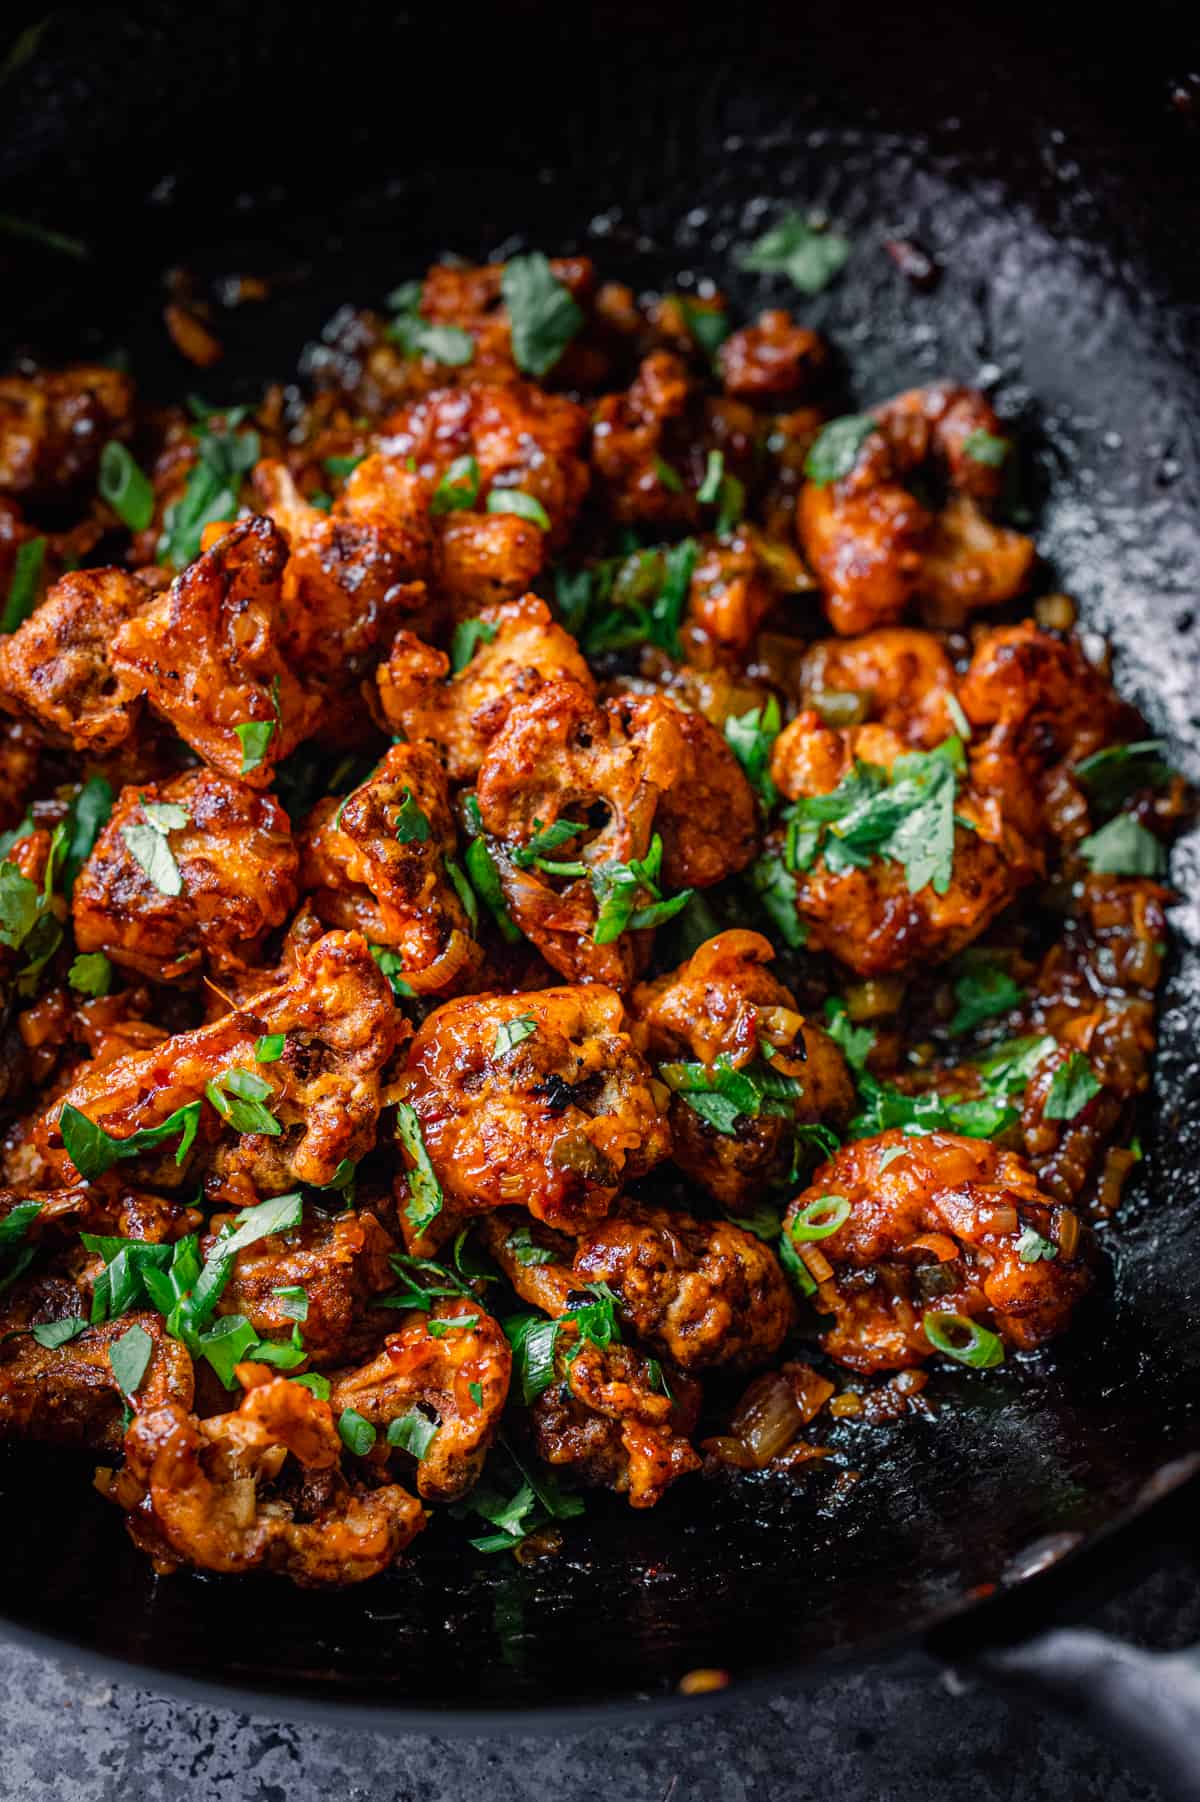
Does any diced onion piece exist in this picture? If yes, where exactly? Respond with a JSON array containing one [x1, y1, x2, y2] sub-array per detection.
[[910, 1232, 960, 1263], [828, 1391, 863, 1419], [729, 1371, 807, 1466], [799, 1243, 834, 1284], [401, 929, 475, 994], [1055, 1206, 1082, 1257]]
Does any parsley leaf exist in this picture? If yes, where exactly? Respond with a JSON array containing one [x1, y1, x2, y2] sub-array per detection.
[[1074, 740, 1170, 817], [504, 1224, 556, 1267], [68, 951, 113, 997], [451, 616, 498, 671], [725, 696, 780, 809], [109, 1322, 153, 1400], [493, 1015, 536, 1058], [486, 489, 551, 530], [948, 955, 1024, 1036], [63, 774, 114, 891], [121, 794, 188, 897], [737, 212, 851, 295], [1016, 1225, 1058, 1264], [1078, 814, 1166, 877], [370, 943, 416, 999], [962, 430, 1011, 467], [501, 252, 585, 378], [1043, 1051, 1101, 1122], [431, 455, 481, 516], [659, 1052, 801, 1136], [394, 1101, 443, 1236], [158, 419, 261, 570], [394, 787, 431, 845], [749, 849, 807, 947], [804, 413, 878, 486], [823, 998, 875, 1072], [60, 1098, 202, 1180]]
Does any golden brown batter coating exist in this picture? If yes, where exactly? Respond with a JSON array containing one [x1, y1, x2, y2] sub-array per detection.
[[784, 1131, 1092, 1374], [0, 568, 152, 752], [769, 715, 1037, 975], [798, 628, 960, 747], [74, 769, 300, 981], [529, 1330, 701, 1508], [399, 984, 670, 1243], [382, 380, 590, 552], [212, 1205, 398, 1368], [111, 515, 317, 786], [798, 384, 1035, 635], [0, 365, 133, 498], [327, 1298, 511, 1502], [632, 930, 854, 1203], [112, 1369, 424, 1583], [717, 310, 827, 401], [253, 454, 434, 677], [376, 595, 595, 783], [301, 742, 480, 995], [0, 1303, 192, 1453], [35, 929, 398, 1197]]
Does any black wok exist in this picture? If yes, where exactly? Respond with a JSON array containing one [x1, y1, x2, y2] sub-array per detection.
[[0, 0, 1198, 1784]]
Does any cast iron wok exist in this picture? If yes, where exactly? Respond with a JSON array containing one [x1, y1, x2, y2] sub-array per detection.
[[0, 0, 1198, 1778]]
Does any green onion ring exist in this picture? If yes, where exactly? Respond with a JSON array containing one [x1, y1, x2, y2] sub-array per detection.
[[921, 1310, 1005, 1369], [789, 1195, 851, 1242]]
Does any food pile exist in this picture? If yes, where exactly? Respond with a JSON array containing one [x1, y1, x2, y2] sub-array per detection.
[[0, 235, 1180, 1583]]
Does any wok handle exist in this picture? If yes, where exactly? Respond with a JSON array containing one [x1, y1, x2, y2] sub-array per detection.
[[967, 1629, 1200, 1802]]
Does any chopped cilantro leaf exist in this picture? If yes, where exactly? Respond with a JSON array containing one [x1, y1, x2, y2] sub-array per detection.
[[737, 211, 851, 295]]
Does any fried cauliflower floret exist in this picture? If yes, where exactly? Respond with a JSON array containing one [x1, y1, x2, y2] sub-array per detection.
[[784, 1130, 1093, 1374], [798, 628, 960, 748], [684, 532, 778, 657], [590, 351, 700, 528], [798, 385, 1035, 635], [717, 310, 827, 401], [0, 1301, 191, 1453], [483, 1197, 793, 1373], [73, 769, 299, 982], [529, 1329, 701, 1508], [36, 930, 399, 1198], [252, 455, 434, 676], [397, 985, 671, 1246], [212, 1206, 398, 1368], [327, 1298, 511, 1502], [382, 380, 590, 551], [301, 742, 481, 996], [475, 679, 684, 988], [0, 1182, 201, 1253], [111, 515, 316, 786], [0, 365, 133, 498], [376, 595, 595, 783], [418, 254, 601, 387], [111, 1369, 424, 1583], [959, 621, 1140, 767], [438, 512, 546, 613], [0, 568, 151, 753], [768, 715, 1037, 976], [632, 930, 855, 1204], [618, 693, 758, 890]]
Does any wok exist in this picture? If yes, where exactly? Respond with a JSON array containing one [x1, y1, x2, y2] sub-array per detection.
[[0, 0, 1199, 1786]]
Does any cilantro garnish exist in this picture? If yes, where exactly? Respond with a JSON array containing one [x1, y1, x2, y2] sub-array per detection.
[[737, 211, 851, 295], [1078, 813, 1167, 877], [782, 736, 967, 897], [659, 1052, 801, 1136], [725, 696, 780, 809], [121, 795, 188, 897], [1043, 1052, 1101, 1122], [158, 417, 261, 569], [394, 1101, 443, 1236], [500, 252, 584, 378], [804, 414, 878, 486]]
